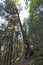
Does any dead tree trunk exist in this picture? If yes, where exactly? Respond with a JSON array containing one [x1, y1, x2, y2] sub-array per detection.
[[14, 6, 31, 54]]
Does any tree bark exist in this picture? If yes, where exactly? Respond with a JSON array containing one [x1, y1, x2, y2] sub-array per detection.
[[9, 30, 14, 65], [15, 7, 31, 52]]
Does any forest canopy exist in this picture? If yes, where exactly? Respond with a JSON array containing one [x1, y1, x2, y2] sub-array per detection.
[[0, 0, 43, 65]]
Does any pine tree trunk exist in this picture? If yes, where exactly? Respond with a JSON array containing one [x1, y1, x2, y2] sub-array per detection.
[[9, 30, 13, 65]]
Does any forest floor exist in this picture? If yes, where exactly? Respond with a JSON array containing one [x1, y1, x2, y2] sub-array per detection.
[[14, 56, 27, 65]]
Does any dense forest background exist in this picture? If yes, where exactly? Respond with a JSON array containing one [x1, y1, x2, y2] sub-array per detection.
[[0, 0, 43, 65]]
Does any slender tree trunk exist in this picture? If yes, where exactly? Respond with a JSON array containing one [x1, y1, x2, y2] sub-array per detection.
[[6, 43, 10, 65], [16, 9, 31, 52], [9, 30, 13, 65]]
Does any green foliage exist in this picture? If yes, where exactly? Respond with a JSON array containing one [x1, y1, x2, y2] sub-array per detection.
[[24, 0, 43, 65], [28, 0, 43, 47]]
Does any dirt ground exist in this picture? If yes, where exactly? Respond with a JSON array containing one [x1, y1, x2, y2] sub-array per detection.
[[15, 56, 27, 65]]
